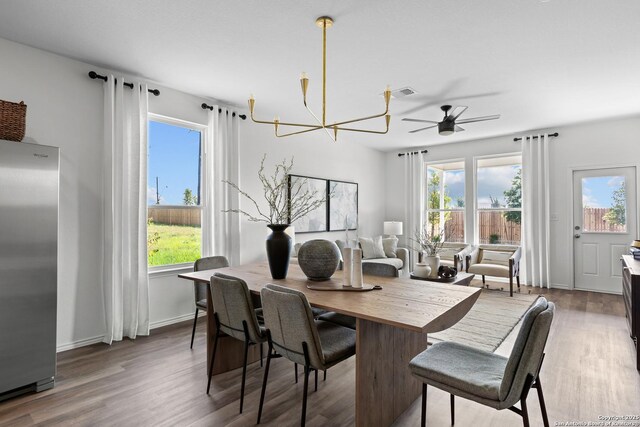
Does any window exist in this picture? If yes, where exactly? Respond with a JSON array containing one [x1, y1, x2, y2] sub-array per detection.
[[425, 161, 465, 242], [147, 117, 203, 267], [476, 155, 522, 245], [581, 175, 627, 233]]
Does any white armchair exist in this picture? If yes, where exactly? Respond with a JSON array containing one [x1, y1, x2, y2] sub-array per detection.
[[466, 244, 522, 296], [437, 243, 473, 272]]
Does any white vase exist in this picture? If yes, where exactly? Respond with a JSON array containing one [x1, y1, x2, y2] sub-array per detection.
[[425, 255, 440, 278], [413, 262, 431, 278]]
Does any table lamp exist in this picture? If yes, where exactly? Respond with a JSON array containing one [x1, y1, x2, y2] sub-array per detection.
[[383, 221, 403, 239]]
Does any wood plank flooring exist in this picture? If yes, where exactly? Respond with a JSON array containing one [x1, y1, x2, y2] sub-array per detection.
[[1, 282, 639, 426]]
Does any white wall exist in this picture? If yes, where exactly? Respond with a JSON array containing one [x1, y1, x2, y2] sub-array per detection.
[[0, 37, 387, 350], [385, 116, 640, 288]]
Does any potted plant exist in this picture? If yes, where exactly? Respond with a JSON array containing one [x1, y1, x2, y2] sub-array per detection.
[[411, 226, 446, 278], [223, 155, 328, 279]]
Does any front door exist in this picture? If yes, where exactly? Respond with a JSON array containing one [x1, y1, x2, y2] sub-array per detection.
[[573, 167, 637, 293]]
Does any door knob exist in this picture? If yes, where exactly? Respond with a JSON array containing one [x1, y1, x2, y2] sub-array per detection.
[[574, 234, 581, 238]]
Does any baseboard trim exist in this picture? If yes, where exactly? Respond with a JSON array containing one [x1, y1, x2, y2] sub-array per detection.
[[150, 311, 203, 330], [57, 335, 105, 353], [56, 312, 202, 353]]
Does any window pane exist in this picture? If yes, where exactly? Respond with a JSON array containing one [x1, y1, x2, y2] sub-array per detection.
[[148, 121, 202, 206], [477, 161, 521, 209], [581, 176, 627, 233], [148, 207, 201, 266], [478, 210, 521, 245], [444, 211, 465, 242], [147, 120, 202, 267], [426, 164, 465, 210]]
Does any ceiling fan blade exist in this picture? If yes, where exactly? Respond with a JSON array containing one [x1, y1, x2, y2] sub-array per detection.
[[456, 114, 501, 124], [401, 118, 440, 124], [449, 106, 468, 120], [409, 124, 438, 134], [455, 125, 465, 132]]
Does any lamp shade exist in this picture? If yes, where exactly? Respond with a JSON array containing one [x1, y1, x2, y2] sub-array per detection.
[[384, 221, 403, 236]]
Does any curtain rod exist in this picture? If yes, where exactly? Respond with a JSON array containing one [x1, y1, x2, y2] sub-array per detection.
[[88, 71, 160, 96], [513, 132, 559, 142], [397, 149, 428, 157], [201, 103, 246, 120]]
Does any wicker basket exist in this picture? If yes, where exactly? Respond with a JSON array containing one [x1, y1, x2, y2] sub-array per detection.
[[0, 100, 27, 142]]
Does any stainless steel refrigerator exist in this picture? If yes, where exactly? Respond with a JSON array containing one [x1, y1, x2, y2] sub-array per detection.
[[0, 139, 58, 398]]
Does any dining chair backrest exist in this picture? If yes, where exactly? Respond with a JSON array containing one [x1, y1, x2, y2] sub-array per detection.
[[260, 284, 324, 369], [193, 256, 229, 304], [499, 297, 555, 405], [362, 262, 399, 278], [209, 273, 263, 343]]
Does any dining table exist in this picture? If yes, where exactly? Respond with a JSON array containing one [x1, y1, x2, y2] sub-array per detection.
[[179, 261, 481, 427]]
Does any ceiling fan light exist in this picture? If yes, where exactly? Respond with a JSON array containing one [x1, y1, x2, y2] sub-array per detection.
[[438, 121, 455, 136]]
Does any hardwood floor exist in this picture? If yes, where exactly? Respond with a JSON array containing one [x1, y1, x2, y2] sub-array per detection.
[[1, 282, 639, 426]]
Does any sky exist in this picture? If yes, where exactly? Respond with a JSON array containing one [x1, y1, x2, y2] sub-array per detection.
[[476, 165, 520, 208], [148, 120, 201, 206], [582, 175, 625, 209], [427, 164, 521, 209]]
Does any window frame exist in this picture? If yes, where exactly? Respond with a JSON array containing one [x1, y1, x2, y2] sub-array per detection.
[[473, 153, 523, 246], [147, 113, 208, 272], [424, 158, 466, 243]]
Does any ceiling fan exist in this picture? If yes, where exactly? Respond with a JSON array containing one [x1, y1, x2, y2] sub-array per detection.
[[402, 105, 500, 135]]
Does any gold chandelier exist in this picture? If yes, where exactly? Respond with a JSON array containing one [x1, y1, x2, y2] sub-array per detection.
[[248, 16, 391, 141]]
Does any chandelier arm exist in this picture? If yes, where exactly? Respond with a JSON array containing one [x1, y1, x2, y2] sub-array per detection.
[[329, 107, 390, 128], [335, 127, 390, 135], [335, 118, 390, 134], [250, 113, 318, 128], [302, 101, 336, 142], [275, 126, 324, 138]]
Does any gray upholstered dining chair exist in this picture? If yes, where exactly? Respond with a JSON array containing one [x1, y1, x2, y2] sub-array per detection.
[[257, 284, 356, 426], [317, 262, 398, 330], [190, 256, 229, 348], [409, 297, 554, 427], [206, 273, 266, 414]]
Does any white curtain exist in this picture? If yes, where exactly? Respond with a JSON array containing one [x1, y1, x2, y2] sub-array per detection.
[[403, 151, 426, 269], [102, 75, 150, 344], [202, 106, 241, 265], [522, 134, 551, 288]]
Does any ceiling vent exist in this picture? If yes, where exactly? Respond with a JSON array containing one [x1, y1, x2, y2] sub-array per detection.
[[390, 87, 417, 98]]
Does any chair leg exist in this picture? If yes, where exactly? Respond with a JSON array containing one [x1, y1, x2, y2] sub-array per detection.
[[517, 275, 521, 288], [450, 394, 455, 425], [323, 369, 327, 381], [314, 368, 318, 392], [257, 346, 273, 424], [482, 275, 485, 284], [421, 383, 427, 427], [206, 332, 219, 394], [239, 338, 249, 413], [295, 363, 298, 383], [301, 365, 310, 427], [535, 379, 550, 427], [521, 396, 530, 427], [260, 343, 264, 368], [190, 308, 199, 349], [509, 275, 514, 297]]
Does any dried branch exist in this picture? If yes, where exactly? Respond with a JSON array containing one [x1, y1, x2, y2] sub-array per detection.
[[222, 154, 332, 225]]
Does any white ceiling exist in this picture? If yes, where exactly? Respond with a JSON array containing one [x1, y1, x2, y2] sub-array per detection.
[[1, 0, 639, 151]]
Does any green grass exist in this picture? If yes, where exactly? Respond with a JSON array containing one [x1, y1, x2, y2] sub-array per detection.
[[148, 223, 201, 267]]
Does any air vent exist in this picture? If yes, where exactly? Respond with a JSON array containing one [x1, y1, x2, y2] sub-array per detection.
[[391, 87, 417, 98]]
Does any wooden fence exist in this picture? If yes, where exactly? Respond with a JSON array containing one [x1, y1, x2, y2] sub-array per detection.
[[442, 211, 521, 245], [582, 207, 625, 232], [148, 206, 201, 227], [440, 206, 623, 244]]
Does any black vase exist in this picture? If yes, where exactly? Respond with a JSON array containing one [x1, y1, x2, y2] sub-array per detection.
[[266, 224, 292, 279]]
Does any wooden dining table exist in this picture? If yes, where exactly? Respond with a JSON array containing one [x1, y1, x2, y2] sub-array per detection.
[[179, 262, 481, 427]]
